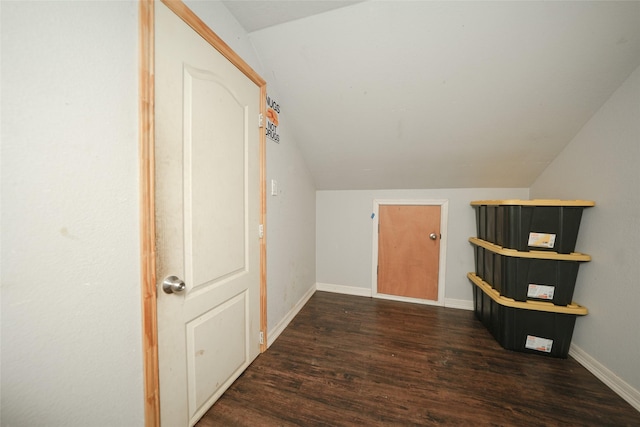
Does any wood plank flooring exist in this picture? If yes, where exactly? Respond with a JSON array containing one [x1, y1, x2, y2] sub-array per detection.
[[197, 291, 640, 426]]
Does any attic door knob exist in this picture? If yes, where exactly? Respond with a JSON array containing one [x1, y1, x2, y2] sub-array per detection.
[[429, 233, 438, 240], [162, 276, 185, 294]]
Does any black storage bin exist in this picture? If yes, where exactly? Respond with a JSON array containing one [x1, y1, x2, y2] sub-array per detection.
[[470, 238, 590, 306], [473, 242, 485, 278], [474, 204, 485, 240], [474, 204, 499, 242], [471, 200, 594, 254], [468, 273, 587, 358]]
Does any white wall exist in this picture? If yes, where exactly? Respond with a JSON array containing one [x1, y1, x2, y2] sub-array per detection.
[[316, 188, 529, 304], [530, 65, 640, 394], [185, 1, 317, 336], [1, 2, 143, 426]]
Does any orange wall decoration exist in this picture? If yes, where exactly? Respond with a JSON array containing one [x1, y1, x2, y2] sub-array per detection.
[[266, 94, 280, 143]]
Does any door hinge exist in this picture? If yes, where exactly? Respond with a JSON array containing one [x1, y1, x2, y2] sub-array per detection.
[[258, 224, 264, 239], [259, 331, 264, 345], [258, 113, 264, 128]]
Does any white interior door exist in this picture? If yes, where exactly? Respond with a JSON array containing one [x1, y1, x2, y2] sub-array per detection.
[[155, 3, 261, 426]]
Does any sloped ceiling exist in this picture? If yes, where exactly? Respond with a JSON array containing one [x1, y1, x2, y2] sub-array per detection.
[[225, 1, 640, 190], [222, 0, 365, 32]]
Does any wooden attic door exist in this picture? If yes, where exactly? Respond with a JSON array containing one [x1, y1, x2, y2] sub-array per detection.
[[377, 204, 441, 301]]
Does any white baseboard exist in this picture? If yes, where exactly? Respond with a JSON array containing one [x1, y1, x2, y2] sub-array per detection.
[[315, 283, 475, 312], [444, 298, 474, 311], [569, 343, 640, 412], [373, 292, 443, 306], [266, 285, 316, 348], [316, 282, 372, 297]]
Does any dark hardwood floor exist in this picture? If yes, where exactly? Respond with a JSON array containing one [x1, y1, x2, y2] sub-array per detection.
[[197, 291, 640, 426]]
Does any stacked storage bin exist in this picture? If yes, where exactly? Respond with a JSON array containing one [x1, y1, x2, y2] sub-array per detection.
[[468, 199, 594, 358]]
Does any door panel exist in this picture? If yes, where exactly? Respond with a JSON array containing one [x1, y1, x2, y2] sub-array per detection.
[[185, 65, 246, 288], [378, 205, 441, 300], [186, 291, 247, 414], [155, 2, 261, 426]]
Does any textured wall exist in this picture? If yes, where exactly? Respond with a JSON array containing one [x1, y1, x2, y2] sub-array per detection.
[[1, 1, 143, 425]]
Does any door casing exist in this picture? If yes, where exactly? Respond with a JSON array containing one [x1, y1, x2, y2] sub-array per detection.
[[138, 1, 267, 425], [371, 199, 448, 305]]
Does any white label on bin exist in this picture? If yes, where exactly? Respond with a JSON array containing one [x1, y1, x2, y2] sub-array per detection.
[[528, 232, 556, 249], [525, 335, 553, 353], [527, 284, 555, 300]]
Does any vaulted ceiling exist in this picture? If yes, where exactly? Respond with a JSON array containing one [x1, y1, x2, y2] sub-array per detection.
[[223, 1, 640, 190]]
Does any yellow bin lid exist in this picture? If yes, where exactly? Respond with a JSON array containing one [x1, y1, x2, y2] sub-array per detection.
[[470, 199, 595, 207], [469, 237, 591, 262], [468, 272, 588, 315]]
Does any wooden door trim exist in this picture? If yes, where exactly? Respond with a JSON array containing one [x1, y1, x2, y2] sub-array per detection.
[[138, 1, 267, 425], [371, 199, 449, 306], [139, 1, 158, 425]]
